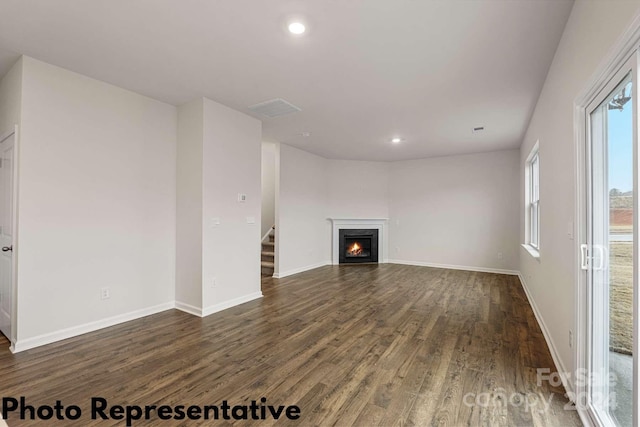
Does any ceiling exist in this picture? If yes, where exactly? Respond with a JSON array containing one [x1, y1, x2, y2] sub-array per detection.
[[0, 0, 574, 161]]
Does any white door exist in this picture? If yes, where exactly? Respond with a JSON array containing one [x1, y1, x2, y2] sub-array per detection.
[[584, 56, 638, 427], [0, 131, 14, 341]]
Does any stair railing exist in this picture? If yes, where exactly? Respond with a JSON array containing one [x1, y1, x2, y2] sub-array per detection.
[[261, 225, 275, 243]]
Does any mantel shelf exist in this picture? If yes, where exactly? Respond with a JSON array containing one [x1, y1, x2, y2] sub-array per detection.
[[328, 218, 389, 222]]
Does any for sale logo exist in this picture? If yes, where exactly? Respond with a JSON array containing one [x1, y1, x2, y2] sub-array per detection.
[[537, 367, 618, 411], [461, 367, 618, 414]]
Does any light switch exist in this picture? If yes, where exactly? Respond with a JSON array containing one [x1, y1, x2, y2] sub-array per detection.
[[246, 216, 255, 224]]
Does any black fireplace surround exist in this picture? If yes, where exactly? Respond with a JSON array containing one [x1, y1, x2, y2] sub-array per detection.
[[338, 229, 379, 264]]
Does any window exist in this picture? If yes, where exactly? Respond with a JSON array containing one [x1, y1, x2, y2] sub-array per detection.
[[525, 142, 540, 257]]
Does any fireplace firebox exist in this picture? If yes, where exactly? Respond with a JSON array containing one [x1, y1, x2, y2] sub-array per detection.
[[338, 229, 379, 264]]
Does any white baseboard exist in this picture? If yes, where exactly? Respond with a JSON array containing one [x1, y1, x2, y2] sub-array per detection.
[[387, 259, 519, 276], [518, 274, 573, 395], [202, 292, 263, 317], [11, 302, 175, 353], [273, 261, 331, 278], [175, 301, 203, 317], [11, 292, 266, 353]]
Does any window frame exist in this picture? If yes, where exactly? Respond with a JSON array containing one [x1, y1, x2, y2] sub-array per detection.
[[523, 141, 540, 258]]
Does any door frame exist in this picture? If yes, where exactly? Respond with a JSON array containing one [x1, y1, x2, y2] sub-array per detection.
[[574, 13, 640, 426], [0, 125, 19, 351], [584, 55, 636, 427]]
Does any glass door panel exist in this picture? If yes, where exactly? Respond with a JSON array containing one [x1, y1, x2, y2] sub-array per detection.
[[588, 73, 634, 427]]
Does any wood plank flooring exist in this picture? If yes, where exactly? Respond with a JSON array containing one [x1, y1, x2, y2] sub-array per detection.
[[0, 264, 581, 426]]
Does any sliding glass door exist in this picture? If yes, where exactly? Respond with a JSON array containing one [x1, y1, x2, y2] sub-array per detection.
[[585, 57, 637, 427]]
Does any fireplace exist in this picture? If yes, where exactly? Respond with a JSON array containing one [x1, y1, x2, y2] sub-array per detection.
[[330, 218, 387, 265], [339, 229, 379, 264]]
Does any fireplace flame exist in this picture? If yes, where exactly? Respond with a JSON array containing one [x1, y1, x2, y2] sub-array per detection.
[[347, 242, 363, 256]]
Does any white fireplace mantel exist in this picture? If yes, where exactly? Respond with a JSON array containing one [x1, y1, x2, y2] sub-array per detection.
[[328, 218, 389, 265]]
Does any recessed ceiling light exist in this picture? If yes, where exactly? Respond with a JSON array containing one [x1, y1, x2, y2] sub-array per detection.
[[391, 137, 402, 144], [288, 22, 306, 35], [301, 132, 311, 137]]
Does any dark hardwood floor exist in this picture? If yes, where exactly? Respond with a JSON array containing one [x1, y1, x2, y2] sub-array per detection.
[[0, 264, 581, 426]]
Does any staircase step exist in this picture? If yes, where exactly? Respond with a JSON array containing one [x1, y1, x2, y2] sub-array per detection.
[[262, 229, 275, 277], [261, 260, 274, 276]]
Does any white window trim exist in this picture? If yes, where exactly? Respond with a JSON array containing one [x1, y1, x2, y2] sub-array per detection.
[[523, 140, 540, 259]]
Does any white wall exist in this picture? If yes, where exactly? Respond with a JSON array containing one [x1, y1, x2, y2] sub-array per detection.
[[15, 57, 177, 346], [277, 145, 520, 276], [176, 98, 203, 310], [277, 144, 330, 276], [175, 97, 262, 315], [261, 142, 276, 237], [388, 150, 519, 272], [201, 97, 262, 312], [277, 154, 390, 276], [519, 0, 640, 384], [326, 160, 389, 219], [0, 57, 21, 136]]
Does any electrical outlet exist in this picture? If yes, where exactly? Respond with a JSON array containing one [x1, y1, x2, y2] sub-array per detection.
[[395, 246, 400, 253], [100, 287, 110, 300], [211, 277, 217, 288], [569, 330, 573, 348]]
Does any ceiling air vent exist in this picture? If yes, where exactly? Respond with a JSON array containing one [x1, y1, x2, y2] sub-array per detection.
[[248, 98, 301, 118]]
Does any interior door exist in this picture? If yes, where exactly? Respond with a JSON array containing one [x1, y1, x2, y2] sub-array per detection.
[[0, 131, 14, 341], [585, 60, 637, 427]]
